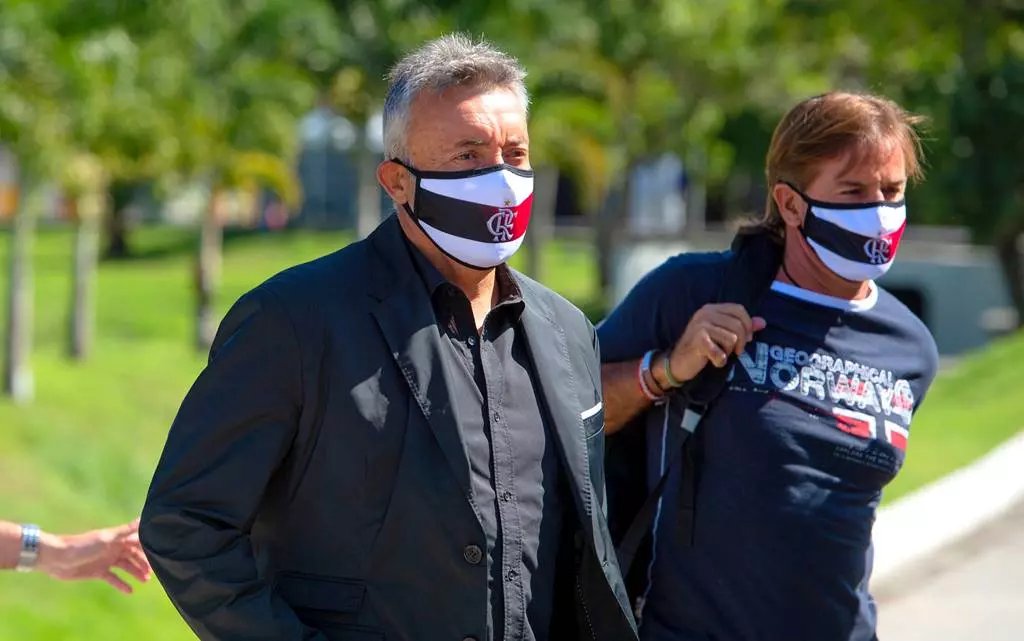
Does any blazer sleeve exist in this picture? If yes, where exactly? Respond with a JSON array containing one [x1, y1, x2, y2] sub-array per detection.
[[140, 287, 326, 641]]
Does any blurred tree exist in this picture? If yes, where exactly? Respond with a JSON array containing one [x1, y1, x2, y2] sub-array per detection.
[[785, 0, 1024, 327], [501, 0, 828, 296], [49, 1, 172, 261], [322, 0, 443, 238], [4, 0, 1021, 360], [49, 7, 182, 358], [0, 0, 71, 401], [943, 3, 1024, 328], [59, 153, 107, 361], [152, 0, 331, 349]]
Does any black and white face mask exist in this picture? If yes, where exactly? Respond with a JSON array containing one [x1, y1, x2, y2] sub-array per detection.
[[784, 182, 907, 283], [394, 160, 534, 270]]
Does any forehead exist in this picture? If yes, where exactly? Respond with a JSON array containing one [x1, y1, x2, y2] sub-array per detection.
[[815, 141, 908, 184], [406, 84, 528, 143]]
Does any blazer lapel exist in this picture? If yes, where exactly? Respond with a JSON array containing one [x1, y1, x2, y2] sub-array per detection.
[[519, 296, 597, 536], [368, 216, 473, 497]]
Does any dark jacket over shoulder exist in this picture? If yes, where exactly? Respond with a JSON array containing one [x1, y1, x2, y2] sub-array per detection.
[[140, 215, 637, 641]]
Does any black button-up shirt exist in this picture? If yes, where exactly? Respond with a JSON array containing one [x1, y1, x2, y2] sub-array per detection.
[[406, 239, 567, 641]]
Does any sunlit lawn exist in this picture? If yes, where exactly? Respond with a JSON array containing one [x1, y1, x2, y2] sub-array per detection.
[[883, 329, 1024, 503]]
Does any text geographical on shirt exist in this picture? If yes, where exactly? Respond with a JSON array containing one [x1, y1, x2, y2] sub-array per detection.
[[734, 341, 915, 451]]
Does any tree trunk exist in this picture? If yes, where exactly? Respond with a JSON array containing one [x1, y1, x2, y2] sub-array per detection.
[[595, 181, 625, 301], [355, 121, 381, 239], [683, 147, 708, 237], [524, 166, 559, 280], [104, 180, 135, 259], [69, 196, 102, 360], [195, 192, 224, 351], [994, 228, 1024, 330], [3, 184, 35, 402]]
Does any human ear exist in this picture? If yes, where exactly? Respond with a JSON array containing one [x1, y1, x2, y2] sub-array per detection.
[[772, 182, 805, 227], [377, 160, 413, 206]]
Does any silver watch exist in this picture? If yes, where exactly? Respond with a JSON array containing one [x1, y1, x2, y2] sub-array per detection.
[[16, 523, 40, 572]]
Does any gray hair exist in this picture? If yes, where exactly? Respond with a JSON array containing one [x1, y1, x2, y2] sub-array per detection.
[[382, 33, 529, 162]]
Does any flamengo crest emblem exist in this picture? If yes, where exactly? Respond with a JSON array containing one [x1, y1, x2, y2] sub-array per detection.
[[487, 203, 516, 242], [863, 237, 893, 264]]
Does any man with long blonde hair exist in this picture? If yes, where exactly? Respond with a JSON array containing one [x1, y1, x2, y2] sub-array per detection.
[[600, 92, 938, 641]]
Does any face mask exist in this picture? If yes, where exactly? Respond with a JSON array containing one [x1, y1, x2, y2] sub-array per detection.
[[394, 160, 534, 270], [784, 182, 907, 282]]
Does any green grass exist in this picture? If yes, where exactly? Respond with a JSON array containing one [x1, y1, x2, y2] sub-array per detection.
[[0, 226, 352, 640], [883, 329, 1024, 502], [0, 223, 1019, 637]]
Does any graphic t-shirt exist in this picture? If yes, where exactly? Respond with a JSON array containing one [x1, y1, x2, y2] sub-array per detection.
[[598, 252, 938, 641]]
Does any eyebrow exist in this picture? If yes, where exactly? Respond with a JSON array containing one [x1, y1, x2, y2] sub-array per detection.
[[838, 179, 906, 188], [452, 137, 528, 148]]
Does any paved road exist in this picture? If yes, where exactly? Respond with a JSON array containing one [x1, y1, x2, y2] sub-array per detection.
[[875, 499, 1024, 641]]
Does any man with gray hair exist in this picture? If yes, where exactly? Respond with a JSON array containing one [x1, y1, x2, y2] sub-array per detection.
[[141, 34, 637, 641]]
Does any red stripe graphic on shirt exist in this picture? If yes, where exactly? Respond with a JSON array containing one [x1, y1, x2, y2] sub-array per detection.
[[833, 407, 877, 439], [884, 421, 909, 451]]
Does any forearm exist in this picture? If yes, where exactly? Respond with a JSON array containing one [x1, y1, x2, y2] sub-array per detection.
[[0, 521, 21, 569], [603, 349, 688, 434], [0, 521, 65, 573], [602, 360, 652, 434]]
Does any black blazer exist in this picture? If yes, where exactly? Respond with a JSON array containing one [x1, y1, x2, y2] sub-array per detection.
[[140, 215, 638, 641]]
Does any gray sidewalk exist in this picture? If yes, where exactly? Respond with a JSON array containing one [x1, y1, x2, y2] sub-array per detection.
[[875, 499, 1024, 641]]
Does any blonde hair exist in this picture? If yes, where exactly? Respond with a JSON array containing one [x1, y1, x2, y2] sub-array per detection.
[[745, 91, 926, 238]]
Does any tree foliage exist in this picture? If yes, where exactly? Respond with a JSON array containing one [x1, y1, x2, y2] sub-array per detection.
[[1, 0, 1023, 357]]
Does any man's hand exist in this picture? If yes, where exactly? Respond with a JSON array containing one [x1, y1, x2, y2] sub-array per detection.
[[37, 518, 152, 594], [665, 303, 767, 384]]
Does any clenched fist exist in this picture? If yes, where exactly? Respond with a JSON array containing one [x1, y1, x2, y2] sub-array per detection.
[[665, 303, 767, 384]]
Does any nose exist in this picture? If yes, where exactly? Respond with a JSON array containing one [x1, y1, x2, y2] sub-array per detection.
[[482, 149, 505, 167], [483, 146, 520, 167]]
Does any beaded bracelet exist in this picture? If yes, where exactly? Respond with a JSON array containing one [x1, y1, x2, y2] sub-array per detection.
[[637, 350, 664, 402]]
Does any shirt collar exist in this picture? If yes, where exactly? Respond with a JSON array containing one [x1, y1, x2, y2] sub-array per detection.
[[770, 279, 878, 312], [402, 233, 524, 316]]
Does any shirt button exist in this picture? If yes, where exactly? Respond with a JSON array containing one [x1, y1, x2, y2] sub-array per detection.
[[467, 336, 476, 347], [501, 490, 513, 502], [463, 544, 483, 565], [506, 569, 518, 582], [492, 411, 500, 423]]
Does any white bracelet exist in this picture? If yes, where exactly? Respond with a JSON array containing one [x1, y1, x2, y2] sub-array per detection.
[[637, 350, 665, 402]]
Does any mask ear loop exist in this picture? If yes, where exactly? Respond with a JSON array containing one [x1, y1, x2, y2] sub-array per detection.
[[780, 260, 809, 290], [389, 159, 434, 251], [389, 157, 418, 175], [389, 158, 421, 221], [776, 180, 815, 289]]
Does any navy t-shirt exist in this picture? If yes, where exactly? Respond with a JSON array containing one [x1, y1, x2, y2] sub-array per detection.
[[598, 252, 938, 641]]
